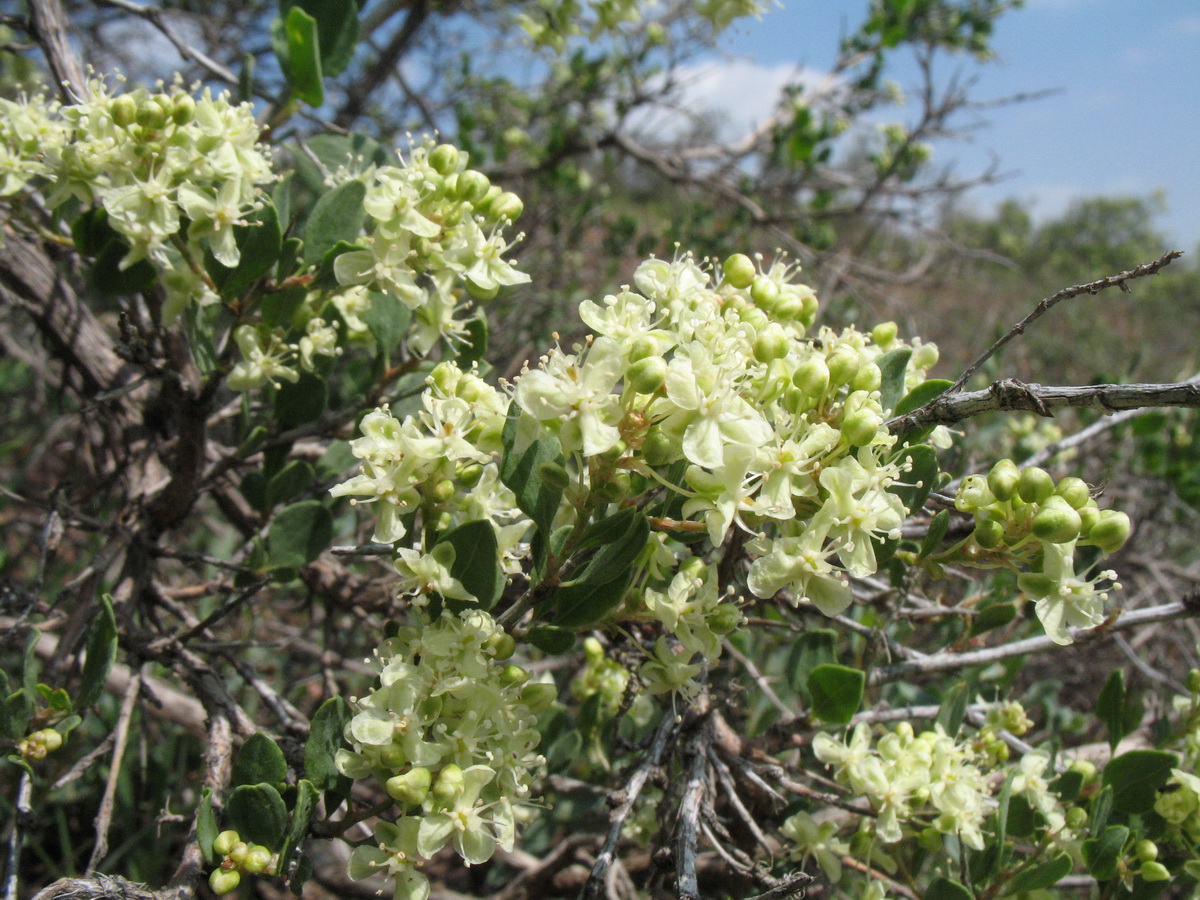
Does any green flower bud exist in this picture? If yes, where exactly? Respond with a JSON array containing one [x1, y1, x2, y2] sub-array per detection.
[[209, 869, 241, 895], [707, 604, 742, 635], [627, 356, 667, 394], [917, 828, 943, 851], [842, 409, 882, 447], [642, 430, 679, 466], [1065, 806, 1088, 829], [955, 475, 995, 511], [722, 253, 757, 289], [912, 342, 939, 369], [379, 743, 407, 769], [432, 763, 464, 806], [595, 472, 631, 502], [500, 664, 529, 686], [1017, 466, 1055, 504], [1068, 759, 1097, 781], [753, 323, 789, 362], [386, 766, 433, 807], [1077, 505, 1101, 536], [1187, 668, 1200, 695], [1139, 861, 1171, 883], [213, 830, 240, 857], [519, 681, 558, 713], [627, 335, 659, 362], [826, 348, 859, 387], [227, 842, 249, 865], [242, 845, 274, 875], [488, 190, 523, 222], [987, 459, 1020, 502], [792, 356, 830, 397], [1089, 510, 1130, 554], [485, 631, 516, 660], [583, 636, 605, 663], [457, 170, 491, 203], [429, 479, 456, 504], [537, 461, 570, 492], [871, 321, 898, 347], [798, 291, 819, 326], [1032, 496, 1082, 543], [770, 291, 804, 321], [1055, 476, 1091, 509], [749, 276, 779, 307], [973, 518, 1005, 549], [429, 143, 460, 175], [465, 278, 500, 301], [39, 728, 64, 753], [458, 464, 484, 488], [111, 95, 138, 127], [171, 94, 196, 125], [136, 95, 168, 129], [850, 361, 881, 393], [1135, 839, 1159, 862]]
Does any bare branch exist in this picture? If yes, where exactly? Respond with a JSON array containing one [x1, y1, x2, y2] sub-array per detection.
[[29, 0, 88, 102], [85, 669, 143, 874]]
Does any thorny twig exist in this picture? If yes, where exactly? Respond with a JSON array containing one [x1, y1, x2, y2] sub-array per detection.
[[673, 711, 712, 900], [85, 669, 143, 874]]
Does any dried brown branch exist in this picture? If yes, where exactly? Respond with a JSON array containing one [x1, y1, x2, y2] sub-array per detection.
[[29, 0, 88, 102], [85, 669, 143, 874]]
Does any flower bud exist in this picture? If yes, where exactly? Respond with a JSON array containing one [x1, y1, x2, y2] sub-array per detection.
[[627, 335, 659, 362], [537, 461, 571, 492], [955, 475, 995, 512], [209, 869, 241, 895], [1068, 759, 1097, 781], [457, 170, 491, 203], [242, 845, 274, 874], [485, 631, 516, 660], [871, 321, 898, 347], [1032, 496, 1082, 544], [1017, 466, 1055, 504], [136, 95, 168, 129], [1077, 505, 1100, 536], [519, 682, 558, 713], [753, 323, 789, 363], [798, 291, 819, 326], [707, 604, 743, 635], [111, 95, 138, 127], [458, 464, 484, 488], [379, 744, 407, 769], [912, 342, 939, 369], [987, 459, 1020, 502], [595, 472, 630, 502], [1135, 839, 1159, 862], [1187, 668, 1200, 695], [750, 276, 779, 307], [917, 827, 943, 851], [973, 518, 1004, 549], [722, 254, 757, 289], [466, 279, 500, 301], [826, 348, 860, 387], [1055, 476, 1091, 509], [500, 664, 529, 686], [627, 356, 667, 394], [429, 479, 456, 504], [1065, 806, 1088, 829], [583, 636, 605, 663], [1139, 861, 1171, 883], [841, 409, 882, 447], [792, 356, 830, 397], [227, 842, 249, 865], [432, 763, 464, 806], [429, 143, 460, 175], [850, 361, 881, 393], [1089, 510, 1130, 554], [213, 830, 240, 857], [488, 191, 524, 222], [171, 94, 196, 125], [386, 766, 432, 807]]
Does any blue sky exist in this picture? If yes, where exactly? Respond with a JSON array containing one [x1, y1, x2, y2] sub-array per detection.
[[703, 0, 1200, 251]]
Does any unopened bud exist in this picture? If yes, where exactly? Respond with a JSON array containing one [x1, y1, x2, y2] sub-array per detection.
[[171, 94, 196, 125], [213, 830, 240, 857], [1065, 806, 1088, 829], [707, 604, 742, 635], [1055, 476, 1091, 509], [826, 348, 860, 387], [485, 631, 516, 660], [792, 356, 830, 397], [227, 842, 249, 865], [871, 321, 898, 347], [209, 869, 241, 895], [1135, 839, 1159, 862], [722, 254, 756, 289], [386, 766, 432, 807], [850, 361, 881, 393], [627, 356, 667, 394], [841, 409, 882, 447], [519, 682, 558, 713], [973, 518, 1004, 549], [955, 475, 995, 512], [432, 763, 464, 806], [1089, 510, 1130, 554], [457, 170, 491, 203], [1139, 861, 1171, 883], [1032, 497, 1082, 544], [987, 459, 1020, 502], [500, 664, 529, 686], [242, 845, 274, 874], [749, 276, 779, 307], [488, 191, 524, 222], [753, 323, 789, 363], [1017, 467, 1055, 504], [429, 143, 460, 175], [111, 95, 137, 127]]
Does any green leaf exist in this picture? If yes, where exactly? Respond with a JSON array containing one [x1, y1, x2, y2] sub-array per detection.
[[197, 789, 219, 866], [500, 402, 564, 539], [1004, 852, 1072, 894], [267, 500, 333, 568], [936, 679, 972, 736], [260, 285, 307, 329], [1097, 669, 1127, 751], [232, 734, 288, 787], [526, 626, 575, 654], [1089, 783, 1113, 837], [784, 629, 836, 696], [184, 302, 220, 376], [456, 316, 488, 366], [925, 876, 973, 900], [968, 602, 1016, 637], [876, 347, 913, 414], [1082, 824, 1129, 881], [89, 238, 157, 296], [266, 460, 315, 509], [294, 133, 388, 192], [2, 689, 32, 742], [209, 200, 283, 299], [890, 443, 939, 514], [282, 0, 359, 76], [305, 697, 351, 792], [807, 665, 864, 723], [77, 594, 117, 711], [309, 240, 365, 291], [237, 51, 255, 103], [275, 372, 327, 429], [918, 509, 950, 559], [553, 570, 632, 629], [435, 520, 505, 610], [563, 510, 649, 588], [278, 778, 319, 880], [302, 179, 365, 265], [1103, 749, 1177, 814], [226, 783, 288, 850], [1050, 769, 1084, 803], [992, 773, 1014, 875], [893, 378, 954, 417], [274, 6, 324, 107], [36, 684, 72, 714], [362, 291, 412, 358]]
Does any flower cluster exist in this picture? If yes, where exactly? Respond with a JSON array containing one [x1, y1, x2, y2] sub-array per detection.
[[208, 829, 277, 895], [955, 460, 1130, 644], [332, 139, 529, 356], [1, 78, 274, 317], [812, 721, 992, 850], [338, 610, 552, 900], [515, 0, 768, 51]]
